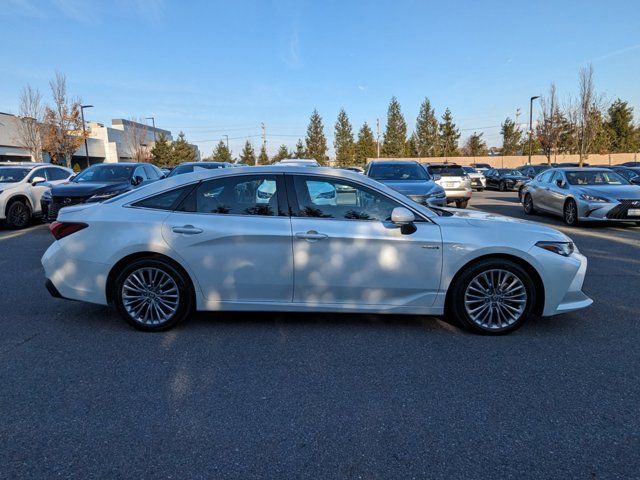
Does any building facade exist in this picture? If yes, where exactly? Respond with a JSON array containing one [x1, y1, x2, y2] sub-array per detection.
[[0, 113, 200, 167]]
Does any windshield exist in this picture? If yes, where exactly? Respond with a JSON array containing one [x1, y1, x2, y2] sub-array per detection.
[[566, 170, 629, 186], [368, 163, 429, 181], [0, 167, 30, 183], [427, 165, 465, 177], [73, 165, 135, 183], [498, 169, 523, 176]]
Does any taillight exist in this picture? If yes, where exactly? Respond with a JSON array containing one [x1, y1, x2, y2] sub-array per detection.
[[50, 221, 88, 240]]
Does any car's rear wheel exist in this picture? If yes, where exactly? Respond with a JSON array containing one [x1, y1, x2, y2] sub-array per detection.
[[523, 193, 536, 215], [563, 199, 579, 226], [5, 200, 32, 229], [448, 259, 535, 335], [113, 258, 194, 331], [455, 199, 469, 209]]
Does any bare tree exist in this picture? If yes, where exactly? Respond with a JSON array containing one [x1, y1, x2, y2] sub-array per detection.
[[576, 64, 604, 166], [537, 83, 563, 164], [41, 72, 87, 168], [123, 118, 151, 162], [15, 85, 44, 161]]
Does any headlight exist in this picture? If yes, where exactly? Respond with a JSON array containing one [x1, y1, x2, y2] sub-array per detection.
[[535, 241, 575, 257], [427, 191, 446, 198], [87, 190, 126, 202], [41, 190, 52, 200], [580, 193, 608, 203]]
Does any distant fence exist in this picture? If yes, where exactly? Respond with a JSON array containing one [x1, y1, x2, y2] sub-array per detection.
[[366, 153, 639, 168]]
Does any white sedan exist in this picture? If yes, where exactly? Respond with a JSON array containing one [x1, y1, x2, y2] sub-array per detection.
[[42, 166, 592, 334]]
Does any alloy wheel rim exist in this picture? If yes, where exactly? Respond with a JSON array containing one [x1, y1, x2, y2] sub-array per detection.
[[464, 269, 527, 330], [122, 267, 179, 325], [10, 204, 28, 226], [565, 202, 576, 223], [524, 196, 532, 211]]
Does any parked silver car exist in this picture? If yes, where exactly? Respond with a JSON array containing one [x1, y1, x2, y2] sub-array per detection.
[[366, 160, 447, 207], [521, 167, 640, 226], [423, 163, 472, 208]]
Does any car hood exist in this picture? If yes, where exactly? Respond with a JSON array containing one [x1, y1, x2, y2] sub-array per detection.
[[441, 208, 569, 241], [51, 181, 131, 198], [379, 180, 440, 195], [574, 184, 640, 200]]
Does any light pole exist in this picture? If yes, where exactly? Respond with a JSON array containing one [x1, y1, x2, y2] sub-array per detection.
[[80, 105, 93, 167], [528, 96, 540, 165], [146, 117, 156, 142], [222, 135, 229, 150]]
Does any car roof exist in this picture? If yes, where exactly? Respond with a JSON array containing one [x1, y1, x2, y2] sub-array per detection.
[[555, 167, 617, 172], [425, 163, 461, 167], [177, 161, 228, 166], [367, 160, 420, 165], [0, 162, 48, 168]]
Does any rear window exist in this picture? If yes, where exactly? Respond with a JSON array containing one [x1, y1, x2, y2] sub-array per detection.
[[368, 163, 428, 181], [132, 185, 193, 210], [427, 165, 465, 177]]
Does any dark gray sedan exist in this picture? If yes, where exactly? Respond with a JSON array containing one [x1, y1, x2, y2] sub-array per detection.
[[521, 167, 640, 226], [365, 160, 447, 207]]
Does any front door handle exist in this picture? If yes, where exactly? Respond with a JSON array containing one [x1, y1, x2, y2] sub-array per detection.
[[295, 230, 328, 241], [172, 225, 203, 235]]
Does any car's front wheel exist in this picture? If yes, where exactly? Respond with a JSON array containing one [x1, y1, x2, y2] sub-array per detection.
[[5, 199, 32, 229], [499, 181, 507, 192], [563, 199, 579, 226], [113, 258, 194, 331], [448, 259, 535, 335]]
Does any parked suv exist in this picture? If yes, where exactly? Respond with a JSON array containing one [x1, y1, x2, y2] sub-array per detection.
[[461, 166, 486, 191], [423, 163, 472, 208], [365, 160, 446, 207], [43, 162, 163, 221], [0, 162, 73, 229]]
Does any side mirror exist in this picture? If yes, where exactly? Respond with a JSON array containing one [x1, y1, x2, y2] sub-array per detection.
[[68, 175, 76, 182], [31, 176, 46, 185], [132, 175, 144, 186], [631, 177, 640, 185], [391, 206, 415, 224]]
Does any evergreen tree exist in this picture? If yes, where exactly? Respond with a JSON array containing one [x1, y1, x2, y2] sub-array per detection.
[[381, 96, 407, 157], [438, 108, 460, 157], [606, 99, 638, 152], [462, 132, 488, 156], [257, 143, 270, 165], [239, 140, 256, 165], [406, 133, 419, 157], [211, 140, 232, 162], [272, 144, 290, 162], [305, 109, 328, 165], [150, 132, 173, 166], [414, 97, 439, 157], [500, 117, 522, 155], [333, 108, 356, 167], [171, 132, 196, 164], [293, 138, 306, 158], [355, 122, 376, 166]]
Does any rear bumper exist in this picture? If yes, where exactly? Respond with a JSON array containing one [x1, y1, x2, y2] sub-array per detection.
[[444, 189, 472, 201]]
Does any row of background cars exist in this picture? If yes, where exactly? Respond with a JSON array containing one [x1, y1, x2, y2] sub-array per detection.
[[2, 159, 639, 229]]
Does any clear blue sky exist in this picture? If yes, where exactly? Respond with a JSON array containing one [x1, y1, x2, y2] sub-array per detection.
[[1, 0, 639, 157]]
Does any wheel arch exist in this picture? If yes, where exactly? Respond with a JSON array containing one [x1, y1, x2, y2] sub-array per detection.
[[105, 251, 197, 306], [444, 253, 545, 317], [4, 193, 33, 215]]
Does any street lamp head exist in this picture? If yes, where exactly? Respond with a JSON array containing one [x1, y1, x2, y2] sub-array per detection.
[[530, 96, 540, 101], [81, 104, 94, 109]]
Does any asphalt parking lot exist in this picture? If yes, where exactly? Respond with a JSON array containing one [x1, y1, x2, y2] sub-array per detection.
[[1, 190, 639, 479]]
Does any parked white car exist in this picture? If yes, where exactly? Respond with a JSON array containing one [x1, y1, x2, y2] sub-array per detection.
[[0, 163, 74, 229], [462, 166, 486, 191], [42, 166, 592, 334]]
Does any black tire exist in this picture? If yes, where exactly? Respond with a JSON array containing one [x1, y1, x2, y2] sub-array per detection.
[[113, 257, 194, 331], [5, 200, 32, 229], [499, 181, 507, 192], [447, 258, 535, 335], [563, 199, 579, 226], [455, 199, 469, 209], [477, 188, 484, 192], [523, 193, 536, 215]]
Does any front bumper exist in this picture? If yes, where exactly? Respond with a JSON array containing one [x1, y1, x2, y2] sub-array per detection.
[[469, 177, 486, 189], [539, 249, 593, 316], [578, 198, 640, 222]]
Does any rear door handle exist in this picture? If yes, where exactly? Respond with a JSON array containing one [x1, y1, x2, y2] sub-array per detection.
[[172, 225, 203, 235], [295, 230, 328, 241]]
